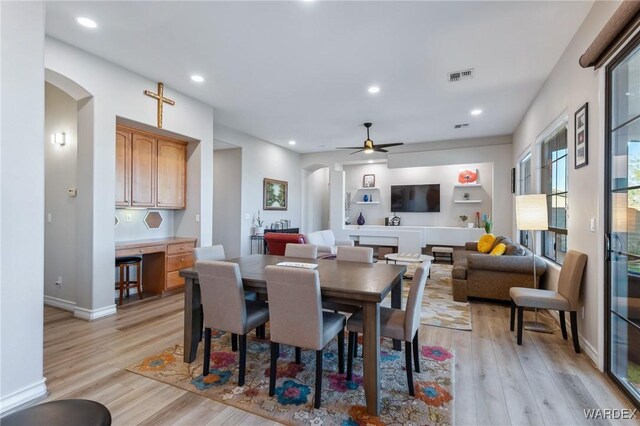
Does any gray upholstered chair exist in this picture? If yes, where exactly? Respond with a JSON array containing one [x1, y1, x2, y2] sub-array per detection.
[[193, 245, 226, 261], [265, 265, 345, 409], [509, 250, 587, 353], [196, 260, 270, 386], [284, 243, 318, 259], [346, 262, 429, 396], [336, 246, 374, 263]]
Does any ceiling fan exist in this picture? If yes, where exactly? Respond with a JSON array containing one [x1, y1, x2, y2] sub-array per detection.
[[337, 122, 404, 155]]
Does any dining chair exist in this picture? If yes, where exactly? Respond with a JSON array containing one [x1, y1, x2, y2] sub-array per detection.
[[336, 246, 374, 263], [196, 260, 270, 386], [193, 245, 226, 262], [510, 250, 587, 353], [284, 243, 318, 259], [265, 265, 345, 409], [346, 262, 429, 396]]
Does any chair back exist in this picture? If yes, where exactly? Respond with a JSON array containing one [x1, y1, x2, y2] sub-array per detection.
[[284, 243, 318, 259], [193, 245, 225, 261], [196, 260, 246, 335], [404, 262, 429, 341], [336, 246, 373, 263], [264, 233, 306, 255], [557, 250, 587, 311], [265, 265, 324, 350]]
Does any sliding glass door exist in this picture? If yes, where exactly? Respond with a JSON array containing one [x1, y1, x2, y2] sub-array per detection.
[[606, 33, 640, 408]]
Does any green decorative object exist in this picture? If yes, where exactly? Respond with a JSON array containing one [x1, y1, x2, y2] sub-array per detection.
[[483, 216, 493, 234]]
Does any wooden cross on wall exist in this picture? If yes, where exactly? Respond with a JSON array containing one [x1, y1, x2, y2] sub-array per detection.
[[144, 82, 175, 128]]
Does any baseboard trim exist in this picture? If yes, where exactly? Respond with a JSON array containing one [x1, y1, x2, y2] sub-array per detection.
[[43, 295, 76, 312], [73, 304, 117, 321], [547, 310, 599, 367], [0, 378, 47, 416]]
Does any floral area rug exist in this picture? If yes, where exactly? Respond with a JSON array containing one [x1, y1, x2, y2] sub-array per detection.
[[127, 331, 454, 425], [382, 263, 472, 331]]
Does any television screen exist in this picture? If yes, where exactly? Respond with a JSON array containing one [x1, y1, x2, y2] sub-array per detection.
[[390, 184, 440, 212]]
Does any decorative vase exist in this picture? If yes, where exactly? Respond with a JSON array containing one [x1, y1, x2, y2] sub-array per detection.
[[357, 212, 365, 225], [467, 223, 474, 229], [363, 194, 369, 202], [254, 226, 264, 235]]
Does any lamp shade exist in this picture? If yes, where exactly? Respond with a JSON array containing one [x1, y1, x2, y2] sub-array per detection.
[[516, 194, 548, 231]]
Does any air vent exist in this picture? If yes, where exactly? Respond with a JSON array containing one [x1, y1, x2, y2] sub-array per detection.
[[454, 123, 469, 129], [448, 68, 474, 82]]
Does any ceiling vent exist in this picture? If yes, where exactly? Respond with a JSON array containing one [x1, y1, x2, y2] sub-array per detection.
[[454, 123, 469, 129], [448, 69, 474, 82]]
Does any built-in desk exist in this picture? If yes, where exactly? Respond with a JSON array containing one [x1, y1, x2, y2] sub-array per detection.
[[115, 237, 197, 296]]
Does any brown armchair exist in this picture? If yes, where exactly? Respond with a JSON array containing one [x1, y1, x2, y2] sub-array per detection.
[[264, 233, 306, 255]]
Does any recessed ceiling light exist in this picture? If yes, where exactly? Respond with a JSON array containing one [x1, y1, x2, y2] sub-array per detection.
[[190, 75, 204, 83], [368, 86, 380, 94], [288, 140, 296, 145], [76, 17, 97, 28], [471, 109, 483, 116]]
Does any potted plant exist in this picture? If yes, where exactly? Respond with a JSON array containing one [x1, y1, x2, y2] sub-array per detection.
[[459, 215, 468, 227], [254, 210, 265, 235], [463, 192, 470, 200], [483, 215, 493, 234]]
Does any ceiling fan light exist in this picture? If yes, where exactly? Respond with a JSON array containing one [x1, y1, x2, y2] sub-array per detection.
[[364, 147, 374, 154]]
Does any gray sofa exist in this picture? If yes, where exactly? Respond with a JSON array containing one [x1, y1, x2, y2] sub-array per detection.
[[452, 237, 546, 302]]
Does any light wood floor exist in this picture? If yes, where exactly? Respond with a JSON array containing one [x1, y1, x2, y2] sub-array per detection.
[[43, 295, 636, 425]]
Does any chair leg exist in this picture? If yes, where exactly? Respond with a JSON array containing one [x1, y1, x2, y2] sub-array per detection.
[[412, 333, 420, 373], [238, 334, 246, 386], [405, 341, 415, 396], [136, 262, 143, 300], [338, 329, 345, 374], [353, 333, 359, 358], [231, 333, 238, 352], [126, 265, 131, 298], [559, 311, 567, 340], [315, 349, 323, 409], [203, 328, 211, 376], [295, 347, 302, 364], [570, 311, 581, 353], [269, 342, 279, 396], [517, 306, 524, 345], [118, 265, 125, 306], [347, 331, 355, 381], [256, 324, 265, 339], [510, 299, 516, 332]]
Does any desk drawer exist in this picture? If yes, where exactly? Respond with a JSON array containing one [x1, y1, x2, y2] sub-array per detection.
[[167, 241, 195, 255], [166, 271, 185, 289], [116, 245, 165, 257], [167, 253, 194, 272]]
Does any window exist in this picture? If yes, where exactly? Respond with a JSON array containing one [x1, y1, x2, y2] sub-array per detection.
[[541, 127, 568, 264], [519, 153, 532, 247]]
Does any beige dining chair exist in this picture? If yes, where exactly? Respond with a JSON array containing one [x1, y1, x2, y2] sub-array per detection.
[[265, 265, 345, 409], [510, 250, 587, 353], [284, 243, 318, 259], [193, 245, 226, 261], [346, 262, 429, 396], [336, 246, 374, 263], [196, 260, 270, 386]]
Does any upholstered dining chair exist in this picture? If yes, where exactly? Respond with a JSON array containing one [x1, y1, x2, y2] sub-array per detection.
[[509, 250, 587, 353], [284, 243, 318, 259], [265, 265, 345, 409], [346, 262, 429, 396], [193, 244, 226, 262], [196, 260, 270, 386], [336, 246, 374, 263]]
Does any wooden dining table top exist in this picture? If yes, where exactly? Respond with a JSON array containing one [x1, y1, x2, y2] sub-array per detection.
[[179, 254, 406, 304]]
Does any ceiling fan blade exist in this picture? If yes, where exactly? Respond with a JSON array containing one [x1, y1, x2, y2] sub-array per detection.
[[375, 142, 404, 148], [349, 149, 364, 155], [374, 148, 389, 153], [336, 146, 365, 150]]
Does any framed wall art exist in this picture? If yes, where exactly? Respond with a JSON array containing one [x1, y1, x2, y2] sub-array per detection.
[[363, 174, 376, 188], [575, 102, 588, 169], [263, 178, 288, 210]]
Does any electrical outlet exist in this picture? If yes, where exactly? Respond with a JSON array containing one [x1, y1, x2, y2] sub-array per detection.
[[244, 214, 251, 220], [590, 217, 595, 232], [581, 306, 585, 320], [195, 213, 200, 223], [47, 213, 52, 223], [126, 214, 132, 223], [55, 276, 62, 286]]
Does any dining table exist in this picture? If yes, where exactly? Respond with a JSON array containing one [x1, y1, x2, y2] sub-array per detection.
[[180, 254, 406, 416]]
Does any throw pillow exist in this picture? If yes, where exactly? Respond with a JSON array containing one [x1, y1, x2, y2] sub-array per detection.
[[477, 234, 496, 253], [490, 243, 507, 256], [504, 243, 526, 256], [492, 235, 507, 250]]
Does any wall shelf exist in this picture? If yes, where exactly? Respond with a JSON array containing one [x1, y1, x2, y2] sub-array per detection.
[[454, 183, 482, 187], [453, 200, 482, 204], [355, 187, 380, 191], [356, 201, 380, 205]]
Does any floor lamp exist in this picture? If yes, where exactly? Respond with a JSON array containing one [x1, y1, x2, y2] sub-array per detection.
[[515, 194, 553, 333]]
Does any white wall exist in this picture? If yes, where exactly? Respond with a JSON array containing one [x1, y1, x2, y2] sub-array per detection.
[[115, 209, 174, 241], [0, 1, 48, 413], [212, 123, 302, 255], [45, 38, 215, 318], [511, 0, 619, 368], [44, 83, 78, 306], [213, 147, 242, 258], [305, 167, 330, 232], [344, 162, 493, 227]]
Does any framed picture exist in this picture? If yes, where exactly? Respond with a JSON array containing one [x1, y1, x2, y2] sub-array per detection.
[[363, 174, 376, 188], [263, 178, 288, 210], [510, 168, 516, 194], [575, 102, 588, 169], [458, 168, 478, 184]]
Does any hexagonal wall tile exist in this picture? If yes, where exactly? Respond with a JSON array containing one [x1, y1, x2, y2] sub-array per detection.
[[144, 211, 163, 229]]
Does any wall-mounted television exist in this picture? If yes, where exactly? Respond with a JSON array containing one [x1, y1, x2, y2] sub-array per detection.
[[390, 184, 440, 213]]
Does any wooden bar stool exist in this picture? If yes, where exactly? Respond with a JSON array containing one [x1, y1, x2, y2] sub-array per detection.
[[115, 256, 143, 305]]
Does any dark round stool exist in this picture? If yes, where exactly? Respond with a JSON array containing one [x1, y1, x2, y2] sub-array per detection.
[[2, 399, 111, 426], [115, 256, 143, 305]]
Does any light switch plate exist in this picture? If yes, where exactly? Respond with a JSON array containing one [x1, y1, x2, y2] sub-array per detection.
[[47, 213, 52, 223], [126, 214, 132, 223], [195, 214, 200, 223], [245, 214, 251, 220], [590, 217, 595, 232]]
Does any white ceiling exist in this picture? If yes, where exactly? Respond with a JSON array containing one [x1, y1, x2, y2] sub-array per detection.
[[45, 1, 594, 153]]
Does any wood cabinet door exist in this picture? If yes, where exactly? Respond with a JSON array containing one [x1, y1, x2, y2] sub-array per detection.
[[156, 139, 186, 209], [131, 133, 156, 207], [115, 129, 131, 207]]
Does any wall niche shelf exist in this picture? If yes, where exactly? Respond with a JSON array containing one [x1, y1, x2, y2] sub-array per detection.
[[454, 200, 482, 204], [454, 183, 482, 187], [355, 187, 380, 191], [356, 201, 380, 205]]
